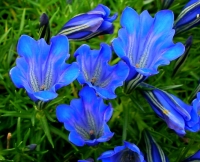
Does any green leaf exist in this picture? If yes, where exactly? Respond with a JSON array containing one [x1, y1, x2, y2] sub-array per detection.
[[40, 113, 54, 148]]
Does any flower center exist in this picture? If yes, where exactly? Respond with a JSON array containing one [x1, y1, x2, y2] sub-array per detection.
[[91, 77, 97, 85], [120, 149, 139, 162], [89, 130, 95, 140]]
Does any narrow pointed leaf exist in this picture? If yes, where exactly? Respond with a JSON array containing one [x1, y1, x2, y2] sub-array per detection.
[[40, 114, 54, 148], [172, 36, 193, 77]]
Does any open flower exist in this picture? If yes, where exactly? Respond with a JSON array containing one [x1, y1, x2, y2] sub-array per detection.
[[112, 7, 185, 93], [74, 43, 129, 99], [98, 141, 145, 162], [144, 131, 169, 162], [58, 4, 117, 40], [174, 0, 200, 34], [56, 86, 114, 146], [142, 84, 199, 136], [186, 92, 200, 132], [78, 158, 94, 162], [10, 35, 79, 102]]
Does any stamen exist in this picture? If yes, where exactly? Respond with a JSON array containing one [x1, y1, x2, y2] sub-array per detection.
[[91, 77, 97, 85], [136, 64, 140, 68], [89, 130, 95, 140], [120, 149, 137, 162], [40, 85, 46, 90], [163, 109, 169, 115]]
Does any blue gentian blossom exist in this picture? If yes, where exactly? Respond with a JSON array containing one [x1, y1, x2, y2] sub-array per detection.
[[112, 7, 185, 93], [39, 13, 50, 43], [98, 141, 145, 162], [187, 92, 200, 132], [74, 43, 129, 99], [142, 84, 199, 135], [144, 132, 169, 162], [78, 158, 94, 162], [182, 150, 200, 161], [59, 4, 118, 40], [56, 86, 114, 146], [10, 35, 79, 102], [174, 0, 200, 34]]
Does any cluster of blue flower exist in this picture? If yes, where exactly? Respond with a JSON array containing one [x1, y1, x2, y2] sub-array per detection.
[[9, 0, 200, 161]]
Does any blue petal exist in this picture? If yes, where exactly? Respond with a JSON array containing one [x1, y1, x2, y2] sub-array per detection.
[[144, 132, 169, 162], [17, 35, 39, 61], [97, 123, 114, 142], [106, 13, 118, 22], [85, 139, 99, 146], [10, 66, 27, 89], [69, 131, 85, 146], [88, 4, 109, 16], [144, 90, 186, 135], [97, 21, 114, 34], [176, 0, 200, 27], [33, 90, 57, 102], [120, 7, 140, 34], [103, 103, 113, 122], [10, 58, 33, 94], [53, 62, 80, 91], [49, 35, 69, 62], [75, 44, 92, 83], [112, 37, 126, 59], [66, 31, 92, 40], [183, 150, 200, 161], [153, 90, 186, 135], [184, 0, 200, 8], [124, 141, 140, 154], [62, 14, 103, 32], [56, 104, 72, 122], [94, 61, 129, 99], [79, 86, 97, 106]]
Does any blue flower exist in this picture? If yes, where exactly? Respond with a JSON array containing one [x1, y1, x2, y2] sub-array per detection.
[[78, 158, 94, 162], [98, 141, 145, 162], [182, 150, 200, 161], [142, 84, 199, 136], [112, 7, 185, 93], [58, 4, 118, 40], [74, 43, 129, 99], [144, 132, 169, 162], [56, 86, 114, 146], [186, 92, 200, 132], [39, 13, 50, 43], [174, 0, 200, 34], [10, 35, 79, 102]]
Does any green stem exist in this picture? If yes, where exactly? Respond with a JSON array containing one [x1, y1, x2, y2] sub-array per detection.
[[122, 102, 129, 144], [94, 148, 98, 162]]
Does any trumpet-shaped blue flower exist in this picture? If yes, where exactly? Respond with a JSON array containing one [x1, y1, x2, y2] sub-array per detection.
[[182, 150, 200, 161], [56, 86, 114, 146], [59, 4, 118, 40], [74, 43, 129, 99], [98, 141, 145, 162], [112, 7, 185, 93], [187, 92, 200, 132], [78, 158, 94, 162], [144, 132, 169, 162], [10, 35, 79, 102], [142, 84, 199, 135], [174, 0, 200, 34]]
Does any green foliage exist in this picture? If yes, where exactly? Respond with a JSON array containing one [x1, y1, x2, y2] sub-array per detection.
[[0, 0, 200, 161]]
